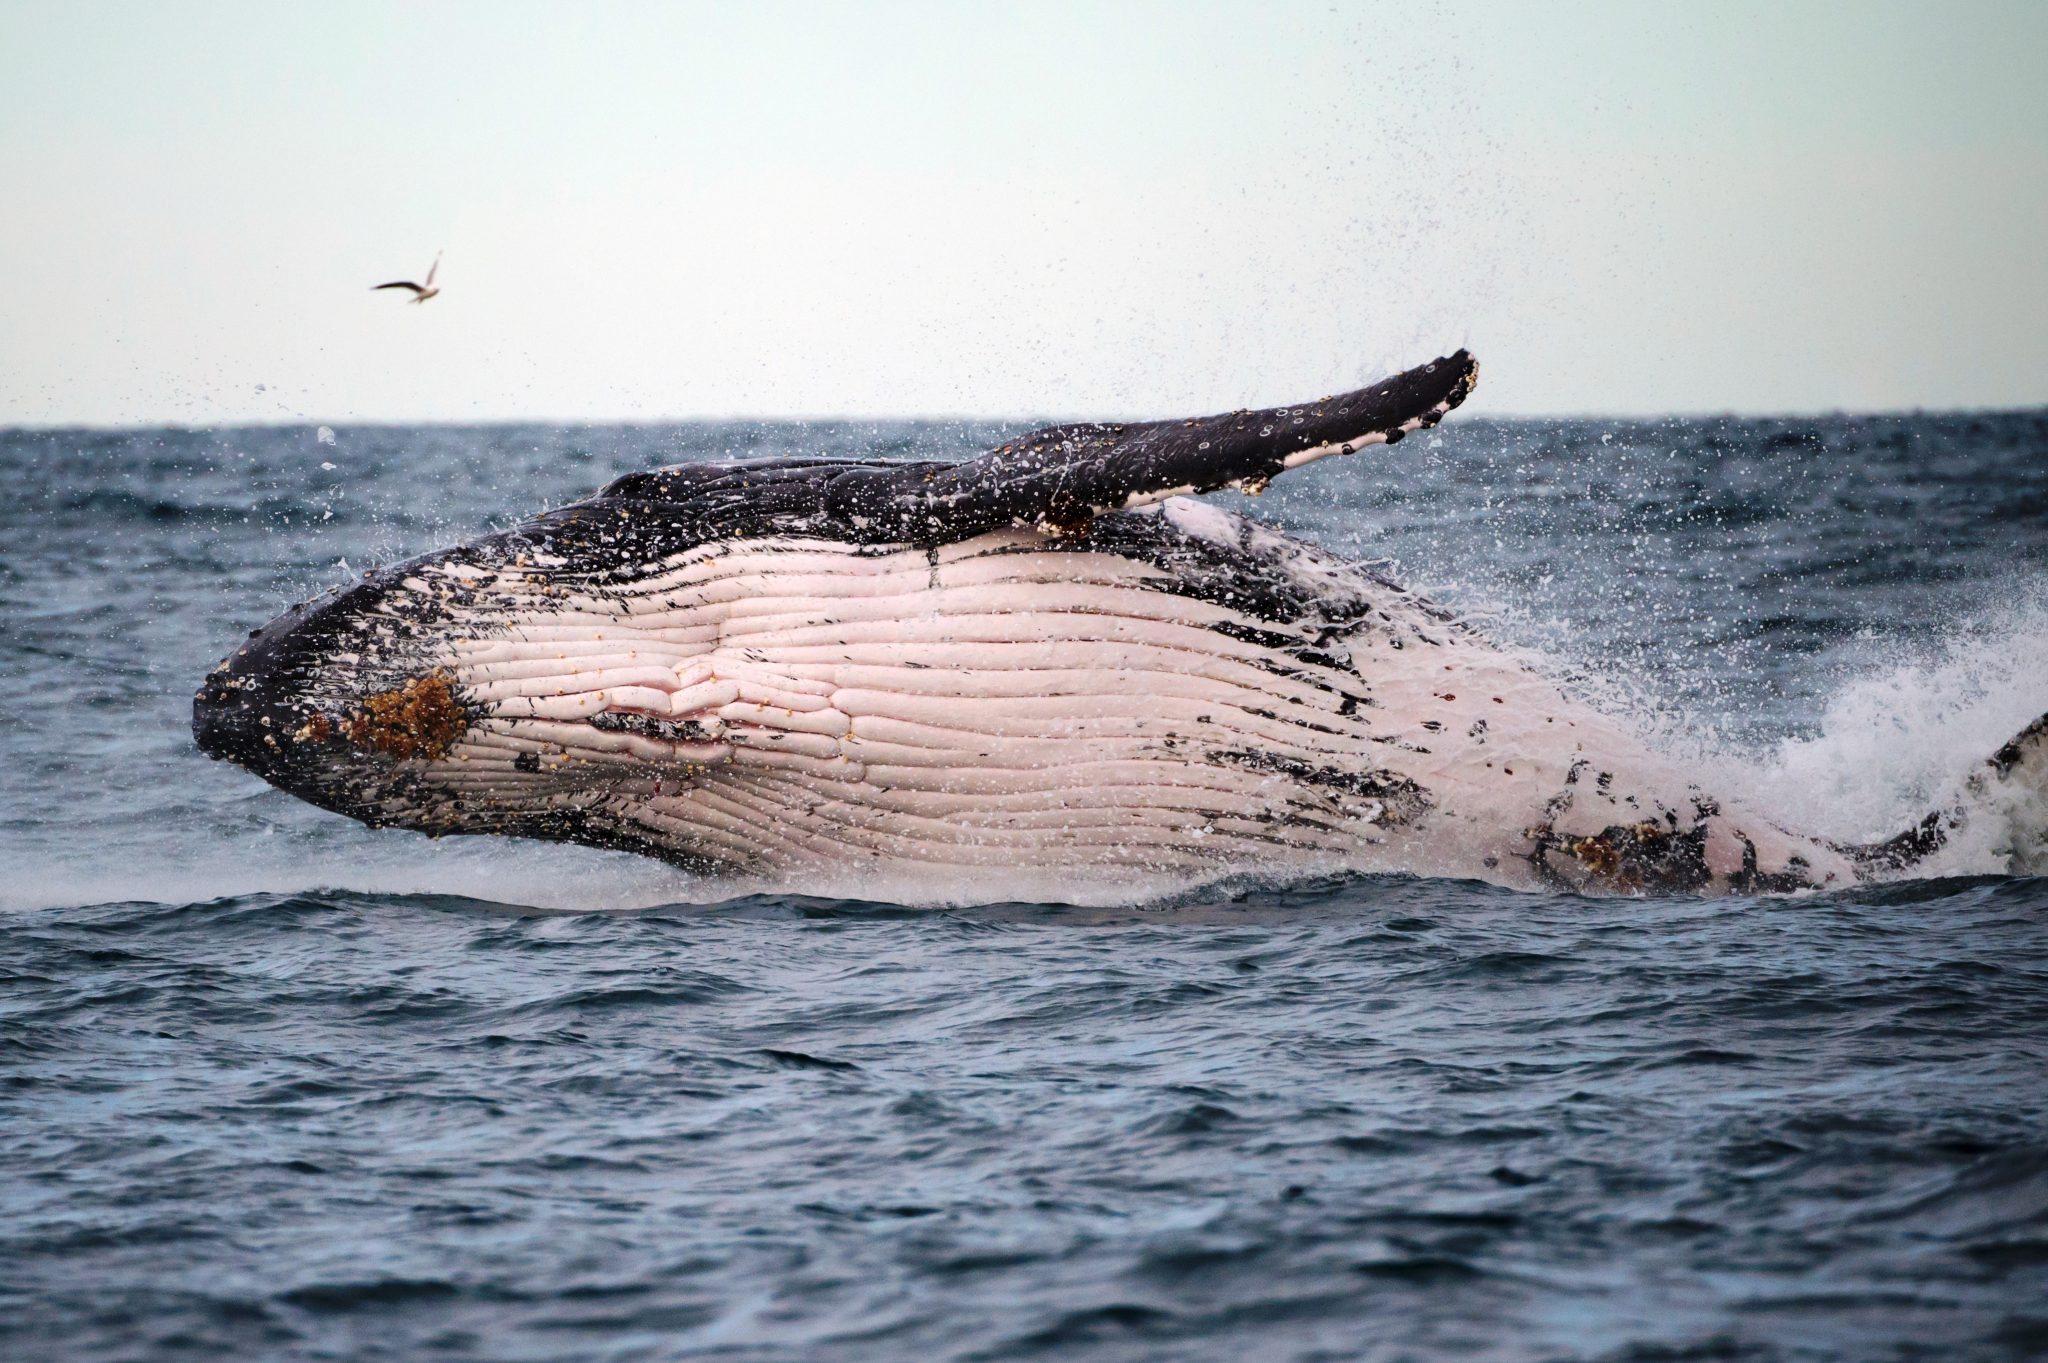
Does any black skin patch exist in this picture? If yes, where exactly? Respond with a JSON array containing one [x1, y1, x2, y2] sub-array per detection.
[[1832, 711, 2045, 875], [1728, 836, 1819, 895], [1990, 712, 2048, 778], [1207, 749, 1433, 825], [1840, 810, 1947, 873], [1210, 619, 1321, 653], [1526, 817, 1716, 895], [498, 805, 736, 876], [591, 711, 714, 742], [1070, 507, 1452, 631]]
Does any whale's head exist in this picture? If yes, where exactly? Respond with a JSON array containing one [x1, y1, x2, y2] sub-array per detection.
[[193, 478, 780, 877], [193, 455, 932, 874], [190, 513, 716, 863], [191, 441, 1073, 870], [193, 559, 492, 835]]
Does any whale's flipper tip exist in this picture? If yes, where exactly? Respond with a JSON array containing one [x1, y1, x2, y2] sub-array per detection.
[[1984, 712, 2048, 875], [1847, 710, 2048, 878], [1445, 349, 1480, 410], [1140, 345, 1483, 495], [929, 348, 1483, 536]]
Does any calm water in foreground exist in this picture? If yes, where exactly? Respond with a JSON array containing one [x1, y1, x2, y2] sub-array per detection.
[[3, 412, 2046, 1360]]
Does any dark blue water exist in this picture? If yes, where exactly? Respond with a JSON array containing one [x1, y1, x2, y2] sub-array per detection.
[[4, 413, 2047, 1360]]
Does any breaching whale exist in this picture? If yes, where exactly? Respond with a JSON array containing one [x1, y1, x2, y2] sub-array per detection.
[[193, 352, 2047, 898]]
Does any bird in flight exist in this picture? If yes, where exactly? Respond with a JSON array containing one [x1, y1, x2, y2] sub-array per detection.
[[372, 252, 442, 304]]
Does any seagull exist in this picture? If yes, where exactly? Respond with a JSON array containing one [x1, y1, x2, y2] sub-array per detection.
[[372, 252, 441, 304]]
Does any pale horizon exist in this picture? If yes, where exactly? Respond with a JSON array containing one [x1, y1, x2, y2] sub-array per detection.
[[4, 0, 2044, 427], [9, 392, 2044, 435]]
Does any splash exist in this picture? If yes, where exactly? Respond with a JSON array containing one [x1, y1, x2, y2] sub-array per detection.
[[1732, 579, 2048, 870]]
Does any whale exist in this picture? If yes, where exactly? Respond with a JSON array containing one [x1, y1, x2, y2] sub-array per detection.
[[193, 351, 2048, 898]]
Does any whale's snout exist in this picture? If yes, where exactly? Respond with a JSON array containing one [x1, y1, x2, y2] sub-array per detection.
[[193, 592, 337, 776], [193, 601, 352, 805], [192, 659, 282, 770], [192, 574, 475, 824]]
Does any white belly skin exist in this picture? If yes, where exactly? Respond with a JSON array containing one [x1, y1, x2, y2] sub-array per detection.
[[316, 497, 1863, 900]]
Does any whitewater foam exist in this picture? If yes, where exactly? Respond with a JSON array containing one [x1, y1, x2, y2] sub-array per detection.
[[1737, 580, 2048, 862]]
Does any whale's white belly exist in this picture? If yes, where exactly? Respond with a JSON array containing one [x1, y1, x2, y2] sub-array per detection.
[[368, 499, 1855, 895]]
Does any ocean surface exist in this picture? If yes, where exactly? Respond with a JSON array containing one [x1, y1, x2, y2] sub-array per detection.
[[4, 410, 2047, 1361]]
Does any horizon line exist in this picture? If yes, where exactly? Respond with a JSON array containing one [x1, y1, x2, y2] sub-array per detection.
[[6, 400, 2046, 437]]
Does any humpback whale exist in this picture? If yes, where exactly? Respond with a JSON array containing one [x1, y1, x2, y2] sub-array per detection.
[[193, 352, 2048, 897]]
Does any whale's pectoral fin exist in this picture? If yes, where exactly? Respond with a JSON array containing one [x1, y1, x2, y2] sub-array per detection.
[[933, 349, 1479, 533], [1842, 711, 2048, 877], [534, 351, 1477, 553]]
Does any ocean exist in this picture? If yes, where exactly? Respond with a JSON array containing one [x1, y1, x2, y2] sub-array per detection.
[[3, 411, 2046, 1361]]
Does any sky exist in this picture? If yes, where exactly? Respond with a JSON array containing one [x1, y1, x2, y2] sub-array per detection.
[[1, 0, 2043, 425]]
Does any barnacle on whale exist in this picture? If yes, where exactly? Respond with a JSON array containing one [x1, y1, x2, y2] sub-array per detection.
[[338, 671, 469, 761]]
